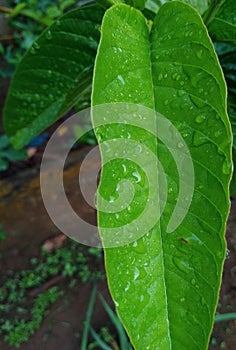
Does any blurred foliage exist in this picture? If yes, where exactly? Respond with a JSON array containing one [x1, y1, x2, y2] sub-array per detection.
[[0, 0, 79, 80], [0, 134, 27, 171]]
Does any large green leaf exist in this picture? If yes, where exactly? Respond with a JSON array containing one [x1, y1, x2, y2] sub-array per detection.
[[3, 4, 104, 149], [92, 2, 232, 349], [216, 42, 236, 194], [208, 0, 236, 45]]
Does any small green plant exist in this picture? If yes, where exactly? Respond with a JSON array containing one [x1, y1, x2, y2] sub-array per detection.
[[0, 135, 27, 171], [0, 240, 103, 347], [81, 284, 133, 350]]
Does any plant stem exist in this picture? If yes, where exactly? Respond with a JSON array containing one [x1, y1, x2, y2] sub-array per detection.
[[203, 0, 226, 27], [0, 6, 13, 14], [215, 312, 236, 322], [81, 283, 97, 350]]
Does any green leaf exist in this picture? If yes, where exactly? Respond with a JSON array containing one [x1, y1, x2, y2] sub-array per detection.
[[92, 2, 232, 350], [144, 0, 209, 14], [215, 43, 236, 194], [208, 0, 236, 45], [3, 4, 104, 149]]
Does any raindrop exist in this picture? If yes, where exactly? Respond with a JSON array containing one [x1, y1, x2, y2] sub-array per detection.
[[214, 130, 222, 138], [30, 47, 36, 55], [34, 42, 40, 50], [125, 282, 130, 292], [195, 114, 206, 124], [164, 99, 169, 106], [132, 171, 141, 183], [173, 257, 191, 274], [222, 159, 232, 175], [136, 144, 142, 153], [180, 297, 185, 302], [196, 50, 203, 59], [122, 164, 127, 173], [46, 30, 53, 40], [115, 213, 119, 220], [109, 196, 115, 203], [193, 131, 208, 146], [177, 142, 184, 149], [117, 74, 125, 85], [132, 239, 146, 254], [158, 73, 163, 81], [191, 279, 196, 285], [134, 267, 140, 280]]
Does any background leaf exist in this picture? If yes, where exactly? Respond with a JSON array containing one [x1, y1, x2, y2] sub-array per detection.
[[92, 2, 232, 349], [3, 4, 104, 149], [208, 0, 236, 45], [144, 0, 209, 14]]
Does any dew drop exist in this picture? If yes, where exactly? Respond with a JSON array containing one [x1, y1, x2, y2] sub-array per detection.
[[180, 297, 185, 302], [46, 30, 53, 40], [222, 159, 232, 175], [132, 171, 141, 183], [193, 131, 208, 146], [136, 144, 142, 153], [34, 42, 40, 50], [125, 282, 130, 292], [164, 99, 169, 106], [30, 47, 36, 55], [134, 267, 140, 280], [173, 257, 191, 274], [158, 73, 163, 81], [214, 130, 222, 138], [117, 74, 125, 85], [115, 213, 119, 220], [196, 50, 203, 59], [195, 114, 206, 124], [109, 196, 115, 203], [191, 279, 196, 285], [122, 164, 127, 173], [177, 142, 184, 149]]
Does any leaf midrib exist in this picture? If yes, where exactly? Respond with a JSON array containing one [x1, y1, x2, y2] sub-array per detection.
[[148, 21, 172, 350]]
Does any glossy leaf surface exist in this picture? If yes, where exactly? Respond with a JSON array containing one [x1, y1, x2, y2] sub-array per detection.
[[92, 2, 232, 349], [145, 0, 209, 14], [3, 4, 104, 148], [208, 0, 236, 45], [216, 43, 236, 194]]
